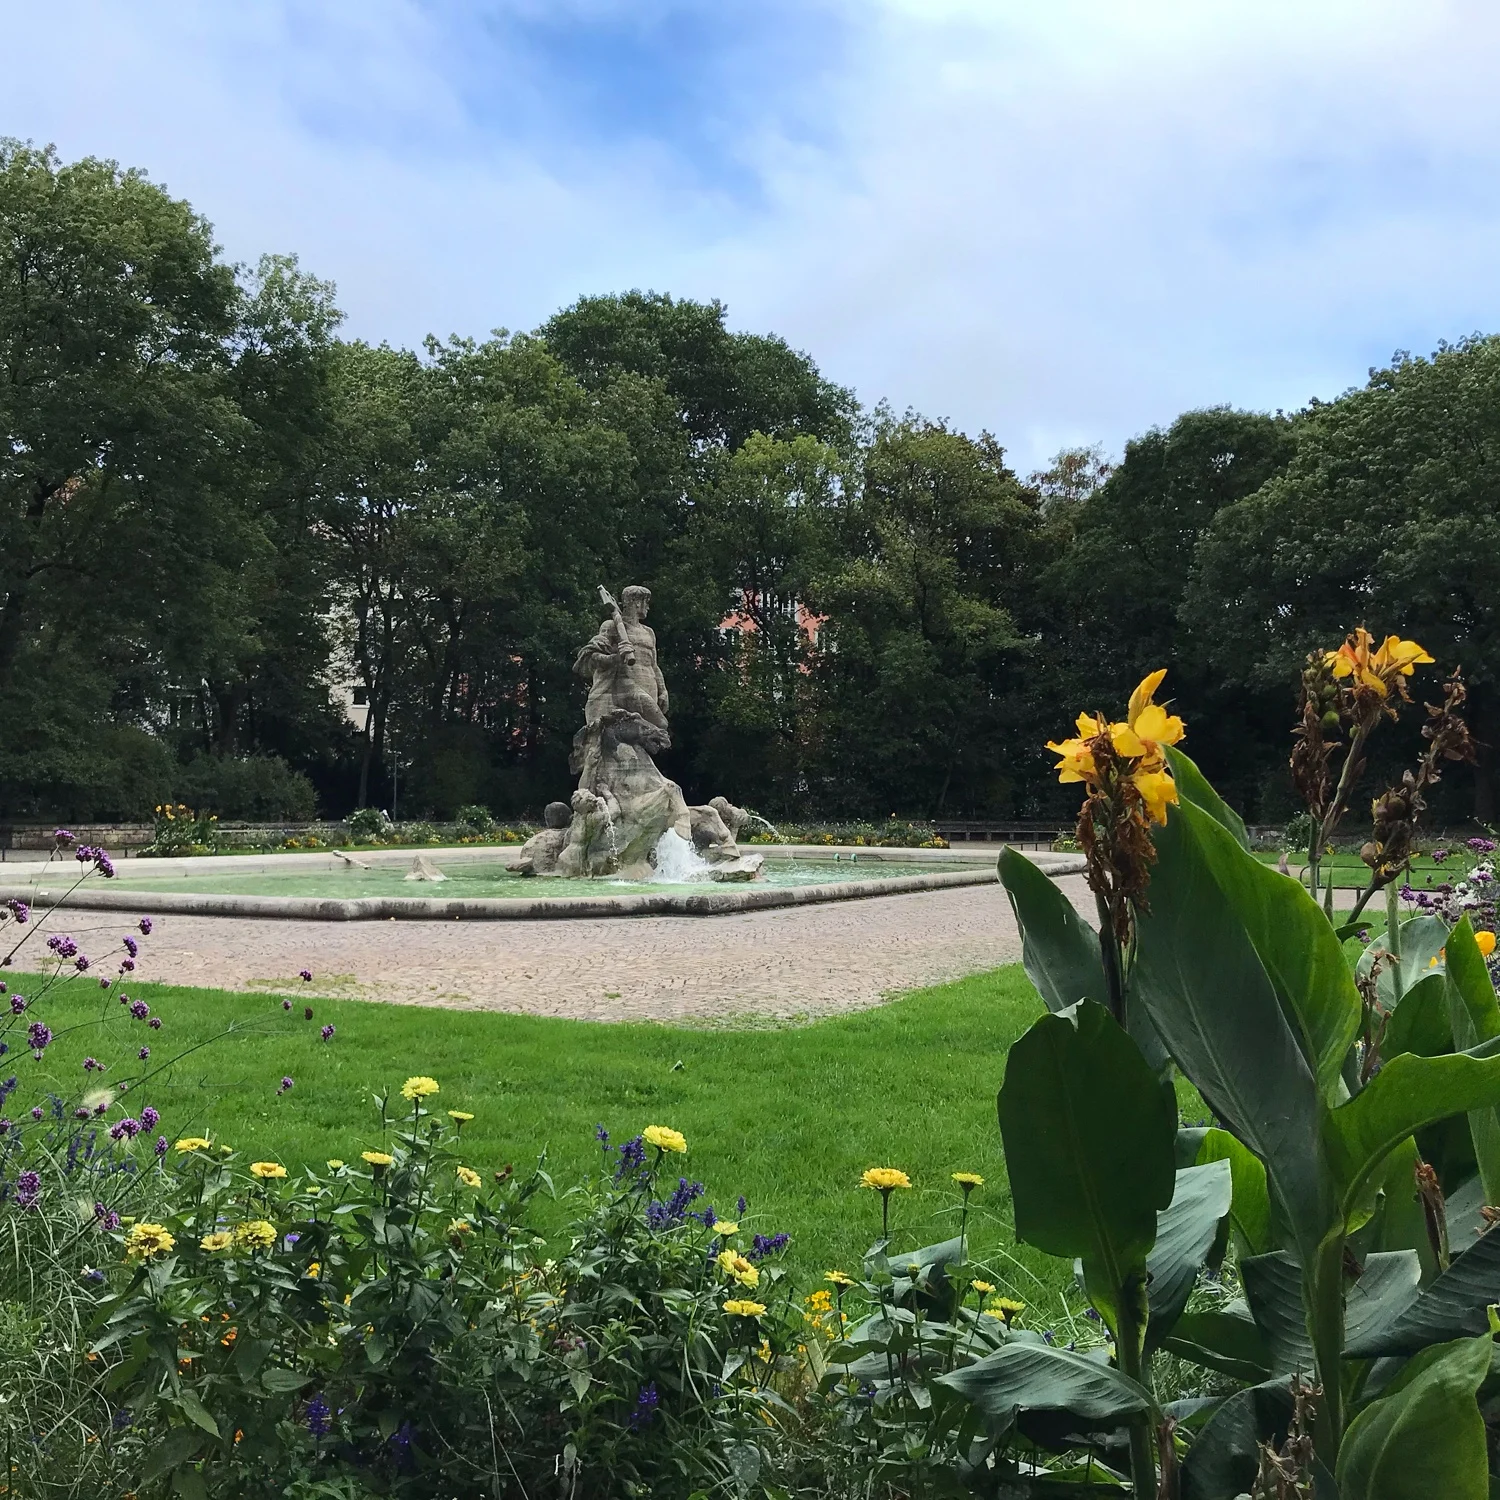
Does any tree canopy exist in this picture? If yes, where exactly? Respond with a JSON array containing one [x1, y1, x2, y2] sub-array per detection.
[[4, 142, 1495, 826]]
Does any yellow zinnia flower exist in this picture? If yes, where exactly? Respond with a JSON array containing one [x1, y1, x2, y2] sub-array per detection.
[[971, 1279, 995, 1294], [447, 1110, 474, 1123], [723, 1298, 766, 1318], [456, 1166, 482, 1189], [711, 1220, 740, 1235], [983, 1296, 1026, 1323], [643, 1125, 687, 1154], [448, 1218, 473, 1236], [400, 1076, 439, 1101], [326, 1159, 346, 1171], [249, 1161, 287, 1180], [825, 1270, 855, 1288], [232, 1220, 277, 1251], [861, 1167, 911, 1193], [124, 1223, 175, 1259], [174, 1137, 213, 1154], [716, 1250, 761, 1288], [361, 1151, 394, 1168], [952, 1171, 985, 1191], [200, 1231, 233, 1252]]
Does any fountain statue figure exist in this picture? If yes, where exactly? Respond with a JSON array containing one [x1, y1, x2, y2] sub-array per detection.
[[516, 585, 763, 882]]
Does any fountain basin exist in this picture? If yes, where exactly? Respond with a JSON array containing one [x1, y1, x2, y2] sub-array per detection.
[[0, 845, 1084, 920]]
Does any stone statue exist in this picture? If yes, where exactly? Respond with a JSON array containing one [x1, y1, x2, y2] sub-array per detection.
[[516, 585, 763, 883]]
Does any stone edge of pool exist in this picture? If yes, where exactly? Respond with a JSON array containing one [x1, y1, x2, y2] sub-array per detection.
[[0, 856, 1086, 921]]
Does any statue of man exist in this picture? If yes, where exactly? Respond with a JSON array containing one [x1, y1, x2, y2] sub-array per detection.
[[573, 585, 670, 732]]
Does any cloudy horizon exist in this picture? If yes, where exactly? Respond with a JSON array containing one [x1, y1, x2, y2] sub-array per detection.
[[7, 0, 1500, 469]]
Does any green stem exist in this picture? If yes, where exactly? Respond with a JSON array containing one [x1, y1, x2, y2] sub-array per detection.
[[1112, 1277, 1156, 1497], [1385, 880, 1403, 961], [1094, 891, 1127, 1027], [1308, 1231, 1347, 1462]]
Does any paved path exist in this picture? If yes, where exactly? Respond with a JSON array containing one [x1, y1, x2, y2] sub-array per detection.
[[51, 876, 1095, 1026]]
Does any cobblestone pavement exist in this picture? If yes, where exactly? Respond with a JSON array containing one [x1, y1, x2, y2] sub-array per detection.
[[58, 875, 1096, 1025]]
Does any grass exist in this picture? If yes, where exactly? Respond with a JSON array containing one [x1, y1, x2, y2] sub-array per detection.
[[1252, 849, 1455, 891], [21, 963, 1129, 1309]]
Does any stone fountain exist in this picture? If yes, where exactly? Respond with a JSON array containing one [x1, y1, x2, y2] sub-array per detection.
[[516, 586, 764, 882]]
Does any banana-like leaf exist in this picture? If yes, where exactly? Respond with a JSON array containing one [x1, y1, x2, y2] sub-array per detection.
[[1327, 1044, 1500, 1212], [1163, 745, 1250, 848], [936, 1336, 1154, 1431], [1165, 1307, 1272, 1383], [1240, 1252, 1314, 1375], [1342, 1251, 1422, 1352], [1351, 1138, 1439, 1283], [1344, 1225, 1500, 1357], [1144, 1160, 1232, 1354], [1180, 1377, 1296, 1500], [1193, 1127, 1272, 1256], [1132, 801, 1339, 1271], [1337, 1333, 1492, 1500], [997, 1002, 1177, 1302], [1443, 918, 1500, 1203], [996, 847, 1109, 1014], [1160, 795, 1360, 1097], [1382, 971, 1450, 1059]]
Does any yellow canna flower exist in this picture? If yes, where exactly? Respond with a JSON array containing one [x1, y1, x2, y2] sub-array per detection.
[[1131, 768, 1180, 825], [1477, 931, 1497, 957]]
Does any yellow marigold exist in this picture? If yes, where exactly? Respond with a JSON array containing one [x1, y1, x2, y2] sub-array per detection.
[[861, 1167, 911, 1193], [233, 1220, 277, 1251], [249, 1161, 287, 1180], [711, 1220, 740, 1235], [448, 1219, 473, 1236], [401, 1076, 440, 1101], [971, 1279, 995, 1294], [825, 1270, 855, 1288], [723, 1299, 766, 1318], [361, 1151, 393, 1168], [1478, 931, 1497, 957], [326, 1159, 346, 1171], [124, 1223, 175, 1259], [447, 1110, 474, 1123], [456, 1166, 482, 1189], [952, 1171, 985, 1190], [306, 1262, 321, 1278], [716, 1250, 761, 1288], [199, 1232, 233, 1252], [643, 1125, 687, 1154], [174, 1137, 213, 1154]]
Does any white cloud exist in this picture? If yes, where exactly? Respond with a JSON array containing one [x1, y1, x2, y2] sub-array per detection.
[[7, 0, 1500, 466]]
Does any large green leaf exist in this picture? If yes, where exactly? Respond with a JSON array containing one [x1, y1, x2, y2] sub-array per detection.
[[1345, 1225, 1500, 1357], [1180, 1378, 1295, 1500], [997, 1001, 1176, 1296], [1133, 800, 1338, 1271], [1342, 1251, 1422, 1352], [1240, 1252, 1314, 1375], [1163, 745, 1249, 849], [1337, 1333, 1492, 1500], [1165, 795, 1360, 1097], [937, 1336, 1154, 1430], [997, 847, 1110, 1014], [1145, 1160, 1233, 1354], [1443, 918, 1500, 1203], [1382, 971, 1451, 1059], [1165, 1307, 1272, 1383], [1194, 1127, 1272, 1256], [1327, 1045, 1500, 1212]]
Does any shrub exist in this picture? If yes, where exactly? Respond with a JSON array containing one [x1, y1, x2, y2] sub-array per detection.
[[453, 803, 494, 835], [344, 807, 393, 843], [147, 802, 220, 856], [173, 754, 318, 822]]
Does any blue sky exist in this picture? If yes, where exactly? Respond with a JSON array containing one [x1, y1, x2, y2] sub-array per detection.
[[7, 0, 1500, 469]]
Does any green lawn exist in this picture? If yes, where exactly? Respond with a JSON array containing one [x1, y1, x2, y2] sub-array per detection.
[[19, 962, 1207, 1326], [1254, 849, 1454, 890]]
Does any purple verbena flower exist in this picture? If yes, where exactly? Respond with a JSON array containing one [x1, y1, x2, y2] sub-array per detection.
[[53, 828, 75, 846], [83, 1057, 100, 1072], [148, 1017, 162, 1030], [320, 1024, 334, 1041], [140, 1106, 159, 1130], [304, 1006, 313, 1020], [46, 934, 78, 959], [30, 1105, 42, 1121], [99, 976, 111, 989], [279, 1076, 294, 1093], [15, 1169, 41, 1210], [0, 1119, 10, 1135], [138, 917, 153, 935], [95, 852, 115, 878], [8, 995, 24, 1015], [129, 1000, 149, 1020], [74, 1107, 90, 1120], [4, 900, 27, 924], [299, 969, 312, 982], [26, 1021, 51, 1052], [123, 936, 139, 959], [282, 999, 291, 1010], [120, 958, 134, 972], [155, 1135, 168, 1156]]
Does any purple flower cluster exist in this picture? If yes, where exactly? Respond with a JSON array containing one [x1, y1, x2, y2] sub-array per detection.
[[749, 1231, 790, 1260], [46, 934, 78, 960], [612, 1134, 647, 1181], [646, 1176, 704, 1229], [138, 1046, 150, 1061], [278, 1076, 294, 1094], [83, 1056, 102, 1073], [53, 828, 75, 847], [73, 953, 90, 972], [629, 1382, 659, 1431], [300, 968, 313, 982], [26, 1021, 51, 1056], [1470, 838, 1498, 854], [320, 1024, 335, 1041], [76, 845, 116, 878], [9, 994, 24, 1014], [128, 999, 149, 1020], [139, 917, 153, 936], [94, 1201, 122, 1231], [4, 899, 28, 924], [140, 1106, 159, 1130], [155, 1135, 168, 1156], [306, 1393, 332, 1437], [15, 1169, 40, 1210], [123, 936, 139, 959]]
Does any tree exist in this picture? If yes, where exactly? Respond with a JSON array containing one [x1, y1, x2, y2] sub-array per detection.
[[1186, 340, 1500, 816]]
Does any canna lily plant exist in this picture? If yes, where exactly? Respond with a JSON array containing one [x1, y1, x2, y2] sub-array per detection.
[[985, 663, 1500, 1498]]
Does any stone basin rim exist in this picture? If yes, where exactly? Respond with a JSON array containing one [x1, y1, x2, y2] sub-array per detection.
[[0, 857, 1085, 921]]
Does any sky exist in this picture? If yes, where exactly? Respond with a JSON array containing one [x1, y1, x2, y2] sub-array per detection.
[[7, 0, 1500, 470]]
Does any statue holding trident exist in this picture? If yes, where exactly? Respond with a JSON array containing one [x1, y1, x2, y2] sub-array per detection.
[[573, 584, 670, 735], [516, 581, 762, 881]]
